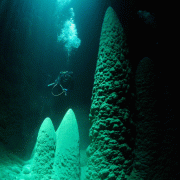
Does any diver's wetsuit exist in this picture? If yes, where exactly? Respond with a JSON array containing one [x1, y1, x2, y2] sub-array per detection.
[[48, 71, 74, 96], [55, 71, 74, 91]]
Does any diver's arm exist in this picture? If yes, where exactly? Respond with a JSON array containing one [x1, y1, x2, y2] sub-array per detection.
[[48, 76, 60, 87], [48, 82, 56, 87]]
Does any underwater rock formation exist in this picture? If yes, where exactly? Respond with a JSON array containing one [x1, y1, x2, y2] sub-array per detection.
[[132, 57, 160, 179], [31, 109, 80, 180], [0, 109, 80, 180], [31, 117, 56, 180], [86, 6, 134, 180], [54, 109, 80, 180]]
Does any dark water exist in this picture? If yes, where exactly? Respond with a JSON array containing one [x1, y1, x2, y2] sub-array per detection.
[[0, 0, 163, 161], [0, 0, 109, 158], [2, 1, 179, 179]]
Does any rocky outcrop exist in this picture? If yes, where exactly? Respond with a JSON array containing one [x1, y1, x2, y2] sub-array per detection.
[[54, 109, 80, 180], [31, 109, 80, 179], [31, 117, 56, 180], [85, 7, 134, 180], [131, 57, 161, 180]]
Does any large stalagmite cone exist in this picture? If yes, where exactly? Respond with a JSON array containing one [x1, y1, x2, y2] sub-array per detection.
[[85, 6, 134, 180], [54, 109, 80, 180], [31, 117, 56, 180]]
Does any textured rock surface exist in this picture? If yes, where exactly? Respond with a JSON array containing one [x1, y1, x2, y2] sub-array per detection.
[[85, 7, 134, 180], [0, 110, 81, 179], [0, 110, 81, 180], [31, 117, 56, 180], [54, 109, 80, 180], [130, 57, 175, 180], [133, 57, 159, 179]]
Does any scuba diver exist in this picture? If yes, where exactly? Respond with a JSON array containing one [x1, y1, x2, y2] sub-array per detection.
[[48, 71, 74, 96]]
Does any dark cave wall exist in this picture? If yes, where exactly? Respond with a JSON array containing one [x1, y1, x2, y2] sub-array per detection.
[[133, 57, 161, 179], [131, 57, 178, 180]]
